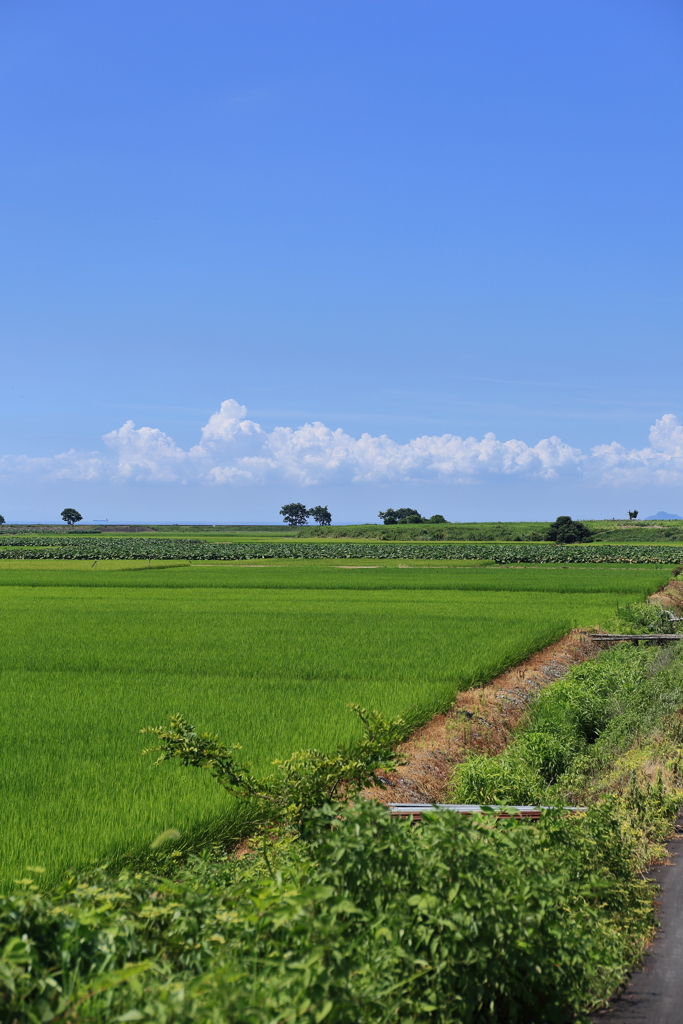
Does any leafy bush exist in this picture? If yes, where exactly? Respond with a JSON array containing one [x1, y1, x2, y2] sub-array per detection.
[[546, 516, 593, 544], [605, 601, 680, 634], [142, 704, 407, 826], [0, 801, 651, 1024]]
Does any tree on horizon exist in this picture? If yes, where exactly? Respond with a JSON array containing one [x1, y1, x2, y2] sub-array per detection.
[[308, 505, 332, 526], [546, 516, 592, 544], [280, 503, 309, 526], [378, 508, 424, 525], [61, 508, 83, 526]]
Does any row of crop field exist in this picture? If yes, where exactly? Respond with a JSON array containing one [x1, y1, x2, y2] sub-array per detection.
[[1, 534, 683, 562], [0, 526, 103, 535], [0, 560, 672, 596]]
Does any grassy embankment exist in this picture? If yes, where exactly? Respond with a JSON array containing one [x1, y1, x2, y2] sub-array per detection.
[[443, 614, 683, 1015], [299, 519, 683, 544], [4, 520, 683, 544], [0, 560, 670, 888]]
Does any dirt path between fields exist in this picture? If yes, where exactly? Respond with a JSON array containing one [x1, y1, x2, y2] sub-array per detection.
[[362, 628, 603, 805], [648, 577, 683, 613], [363, 577, 683, 806]]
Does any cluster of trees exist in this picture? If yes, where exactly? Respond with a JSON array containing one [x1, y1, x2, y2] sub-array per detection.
[[378, 508, 447, 525], [280, 505, 450, 527], [546, 516, 592, 544], [280, 503, 332, 527], [279, 504, 455, 527]]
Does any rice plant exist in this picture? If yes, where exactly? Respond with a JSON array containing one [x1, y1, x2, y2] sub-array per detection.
[[0, 575, 635, 887]]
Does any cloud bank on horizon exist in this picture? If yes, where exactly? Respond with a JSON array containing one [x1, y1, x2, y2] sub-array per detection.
[[2, 401, 683, 488]]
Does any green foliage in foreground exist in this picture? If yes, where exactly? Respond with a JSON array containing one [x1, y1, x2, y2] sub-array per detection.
[[0, 800, 653, 1024], [142, 704, 406, 827], [1, 534, 683, 562]]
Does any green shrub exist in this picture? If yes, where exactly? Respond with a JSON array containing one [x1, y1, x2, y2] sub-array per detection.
[[451, 643, 683, 828], [0, 801, 650, 1024], [605, 601, 680, 634], [546, 517, 593, 544], [141, 704, 407, 827]]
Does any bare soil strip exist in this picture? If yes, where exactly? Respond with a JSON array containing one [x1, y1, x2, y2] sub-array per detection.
[[648, 578, 683, 612], [362, 629, 603, 805]]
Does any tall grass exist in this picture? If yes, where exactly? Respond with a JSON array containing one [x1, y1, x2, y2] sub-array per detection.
[[450, 641, 683, 822], [0, 582, 626, 888]]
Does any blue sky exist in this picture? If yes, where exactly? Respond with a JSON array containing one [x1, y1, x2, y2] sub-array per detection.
[[1, 0, 682, 523]]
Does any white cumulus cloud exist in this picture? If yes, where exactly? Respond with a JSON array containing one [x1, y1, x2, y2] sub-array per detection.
[[103, 421, 190, 482], [1, 401, 682, 488], [589, 414, 683, 486]]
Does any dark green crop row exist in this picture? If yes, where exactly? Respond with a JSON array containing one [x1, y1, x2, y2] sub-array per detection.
[[0, 526, 103, 535], [0, 535, 682, 563]]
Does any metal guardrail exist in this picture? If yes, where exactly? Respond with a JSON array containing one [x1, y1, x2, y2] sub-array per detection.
[[588, 633, 683, 644], [389, 804, 586, 822]]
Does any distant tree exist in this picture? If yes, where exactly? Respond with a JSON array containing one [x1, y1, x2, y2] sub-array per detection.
[[308, 505, 332, 526], [546, 516, 592, 544], [394, 507, 424, 524], [427, 514, 448, 524], [628, 510, 639, 520], [0, 514, 5, 525], [61, 508, 83, 526], [378, 508, 424, 525], [280, 502, 309, 527]]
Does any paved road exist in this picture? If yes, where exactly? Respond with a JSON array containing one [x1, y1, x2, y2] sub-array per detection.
[[592, 817, 683, 1023]]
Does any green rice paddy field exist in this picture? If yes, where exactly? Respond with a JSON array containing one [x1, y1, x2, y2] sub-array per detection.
[[0, 560, 672, 888]]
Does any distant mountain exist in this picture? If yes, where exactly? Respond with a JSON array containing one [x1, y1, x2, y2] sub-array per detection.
[[643, 511, 682, 521]]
